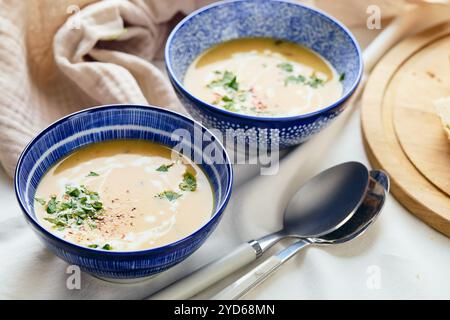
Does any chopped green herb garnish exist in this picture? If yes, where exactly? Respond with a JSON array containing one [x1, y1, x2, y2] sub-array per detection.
[[86, 171, 99, 177], [285, 74, 325, 88], [339, 73, 345, 82], [156, 163, 174, 172], [308, 75, 325, 88], [88, 244, 99, 248], [223, 101, 239, 112], [34, 197, 46, 206], [208, 71, 239, 91], [102, 244, 113, 250], [213, 95, 240, 112], [284, 75, 306, 86], [222, 95, 233, 102], [179, 171, 197, 192], [44, 217, 67, 227], [227, 76, 239, 91], [46, 196, 58, 214], [92, 201, 103, 210], [156, 190, 182, 201], [65, 186, 81, 197], [41, 185, 104, 230], [277, 62, 293, 72]]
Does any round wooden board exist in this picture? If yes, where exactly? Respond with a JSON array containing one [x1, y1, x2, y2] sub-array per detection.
[[392, 36, 450, 196], [362, 22, 450, 237]]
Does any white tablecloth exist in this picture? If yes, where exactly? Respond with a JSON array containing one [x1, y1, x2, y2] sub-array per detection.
[[0, 26, 449, 300]]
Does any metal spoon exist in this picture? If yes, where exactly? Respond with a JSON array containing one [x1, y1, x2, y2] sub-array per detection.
[[211, 170, 389, 300], [150, 162, 370, 300]]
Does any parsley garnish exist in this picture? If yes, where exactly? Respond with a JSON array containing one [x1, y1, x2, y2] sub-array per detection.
[[102, 244, 113, 250], [92, 201, 103, 210], [88, 243, 112, 250], [308, 75, 324, 88], [44, 217, 67, 227], [277, 62, 293, 72], [154, 171, 198, 202], [41, 185, 104, 230], [86, 171, 99, 177], [284, 75, 306, 86], [34, 197, 46, 206], [227, 76, 239, 91], [213, 95, 239, 112], [208, 71, 239, 91], [179, 172, 197, 192], [66, 186, 80, 197], [223, 101, 239, 112], [46, 196, 58, 214], [156, 163, 174, 172], [339, 73, 345, 82], [284, 74, 325, 88], [155, 190, 182, 201]]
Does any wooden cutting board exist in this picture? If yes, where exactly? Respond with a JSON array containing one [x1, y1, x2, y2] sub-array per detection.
[[362, 22, 450, 237]]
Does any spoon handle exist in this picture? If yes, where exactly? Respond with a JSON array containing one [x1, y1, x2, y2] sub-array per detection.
[[211, 240, 310, 300], [149, 242, 258, 300]]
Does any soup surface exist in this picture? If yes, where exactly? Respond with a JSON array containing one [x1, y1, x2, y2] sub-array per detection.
[[184, 38, 344, 117], [34, 140, 213, 251]]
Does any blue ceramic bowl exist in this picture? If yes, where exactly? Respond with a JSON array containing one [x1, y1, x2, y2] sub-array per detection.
[[165, 0, 363, 149], [14, 105, 233, 280]]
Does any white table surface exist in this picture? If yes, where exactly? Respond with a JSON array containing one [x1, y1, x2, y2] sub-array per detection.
[[1, 27, 449, 300]]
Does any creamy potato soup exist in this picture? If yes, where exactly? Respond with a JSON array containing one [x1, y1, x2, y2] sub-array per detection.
[[34, 140, 213, 251], [184, 38, 344, 117]]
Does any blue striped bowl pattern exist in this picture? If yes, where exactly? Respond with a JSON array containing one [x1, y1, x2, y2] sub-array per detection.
[[165, 0, 363, 149], [14, 105, 233, 280]]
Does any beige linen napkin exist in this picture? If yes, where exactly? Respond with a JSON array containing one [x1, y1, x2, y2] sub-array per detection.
[[0, 0, 210, 177]]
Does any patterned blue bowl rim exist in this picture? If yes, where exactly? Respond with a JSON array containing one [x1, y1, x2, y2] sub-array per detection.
[[165, 0, 363, 122], [14, 104, 234, 256]]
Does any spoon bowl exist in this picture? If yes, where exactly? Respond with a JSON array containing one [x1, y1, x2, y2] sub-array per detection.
[[318, 170, 388, 244], [284, 161, 369, 238], [257, 161, 369, 252], [211, 169, 389, 300]]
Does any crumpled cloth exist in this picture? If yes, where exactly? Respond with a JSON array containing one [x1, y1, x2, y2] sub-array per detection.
[[0, 0, 205, 176]]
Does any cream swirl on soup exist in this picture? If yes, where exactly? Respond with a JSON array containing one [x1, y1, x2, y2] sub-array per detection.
[[34, 140, 213, 251], [184, 38, 344, 117]]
